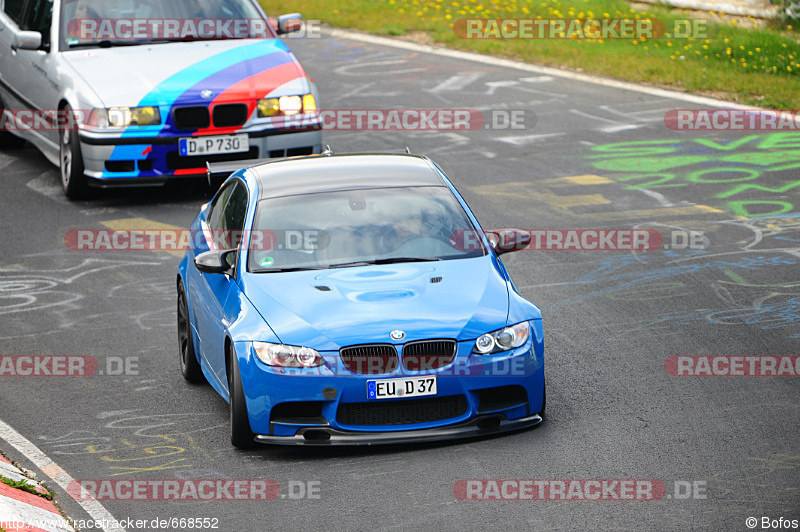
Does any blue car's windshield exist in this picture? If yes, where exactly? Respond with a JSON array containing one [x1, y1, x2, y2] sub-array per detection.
[[249, 186, 487, 272], [61, 0, 270, 49]]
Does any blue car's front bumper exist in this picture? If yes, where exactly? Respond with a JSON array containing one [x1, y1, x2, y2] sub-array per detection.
[[254, 413, 543, 446], [233, 324, 545, 445]]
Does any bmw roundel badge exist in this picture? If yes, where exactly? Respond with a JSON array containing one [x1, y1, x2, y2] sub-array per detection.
[[390, 330, 405, 341]]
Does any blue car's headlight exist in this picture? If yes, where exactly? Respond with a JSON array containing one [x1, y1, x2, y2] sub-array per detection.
[[253, 342, 324, 368], [473, 322, 530, 354]]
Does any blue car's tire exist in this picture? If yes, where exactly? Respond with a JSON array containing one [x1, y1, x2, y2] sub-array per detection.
[[229, 347, 255, 449], [538, 380, 546, 418], [177, 283, 205, 383]]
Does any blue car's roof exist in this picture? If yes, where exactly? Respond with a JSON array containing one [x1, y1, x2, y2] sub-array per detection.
[[248, 154, 447, 199]]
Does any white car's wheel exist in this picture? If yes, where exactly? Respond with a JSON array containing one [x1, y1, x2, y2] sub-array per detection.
[[59, 105, 89, 199]]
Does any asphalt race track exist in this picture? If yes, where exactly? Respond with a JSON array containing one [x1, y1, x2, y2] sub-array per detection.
[[1, 31, 798, 531]]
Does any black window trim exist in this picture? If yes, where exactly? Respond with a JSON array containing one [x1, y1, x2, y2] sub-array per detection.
[[2, 0, 29, 27], [203, 177, 250, 279]]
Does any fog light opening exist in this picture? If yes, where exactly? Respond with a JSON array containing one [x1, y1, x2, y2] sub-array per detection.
[[476, 415, 503, 431], [303, 429, 331, 442]]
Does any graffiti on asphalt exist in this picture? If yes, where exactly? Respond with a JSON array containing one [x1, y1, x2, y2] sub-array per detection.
[[586, 133, 800, 217]]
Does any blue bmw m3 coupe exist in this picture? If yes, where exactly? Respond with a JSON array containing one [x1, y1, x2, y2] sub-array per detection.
[[177, 152, 545, 447]]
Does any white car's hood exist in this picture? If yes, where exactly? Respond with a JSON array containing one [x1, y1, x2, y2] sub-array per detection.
[[61, 39, 309, 107]]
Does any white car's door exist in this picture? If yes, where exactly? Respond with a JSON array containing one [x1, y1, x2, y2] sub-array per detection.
[[11, 0, 60, 149], [0, 0, 30, 110]]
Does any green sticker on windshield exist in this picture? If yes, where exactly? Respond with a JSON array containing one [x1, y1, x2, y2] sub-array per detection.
[[259, 257, 275, 267], [67, 37, 80, 45]]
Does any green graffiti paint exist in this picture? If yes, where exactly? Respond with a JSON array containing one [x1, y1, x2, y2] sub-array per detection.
[[727, 200, 794, 218], [587, 133, 800, 217]]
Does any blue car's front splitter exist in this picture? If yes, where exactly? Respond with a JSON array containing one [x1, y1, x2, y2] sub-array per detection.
[[253, 412, 543, 446]]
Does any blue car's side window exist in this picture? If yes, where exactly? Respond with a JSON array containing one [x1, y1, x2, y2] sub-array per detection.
[[207, 180, 248, 251]]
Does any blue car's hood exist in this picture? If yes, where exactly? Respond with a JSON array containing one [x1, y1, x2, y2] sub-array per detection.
[[240, 257, 510, 350]]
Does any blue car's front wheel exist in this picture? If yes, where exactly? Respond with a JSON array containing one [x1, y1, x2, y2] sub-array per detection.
[[177, 283, 204, 383], [229, 346, 255, 449], [538, 380, 546, 418]]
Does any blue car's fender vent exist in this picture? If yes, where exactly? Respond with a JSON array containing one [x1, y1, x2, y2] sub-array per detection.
[[476, 385, 528, 414], [270, 401, 327, 425], [340, 345, 399, 374], [314, 285, 332, 291], [430, 276, 443, 283], [401, 340, 457, 371], [337, 395, 467, 426]]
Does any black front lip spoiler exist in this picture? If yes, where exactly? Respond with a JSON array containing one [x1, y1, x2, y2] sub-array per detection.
[[253, 413, 543, 446]]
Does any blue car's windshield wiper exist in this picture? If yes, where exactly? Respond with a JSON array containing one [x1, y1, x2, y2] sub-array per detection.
[[328, 257, 442, 269], [252, 265, 329, 273], [68, 39, 150, 48], [252, 257, 441, 273]]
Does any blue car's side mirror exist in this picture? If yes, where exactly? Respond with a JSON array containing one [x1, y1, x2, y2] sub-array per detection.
[[195, 249, 237, 275], [486, 229, 531, 256]]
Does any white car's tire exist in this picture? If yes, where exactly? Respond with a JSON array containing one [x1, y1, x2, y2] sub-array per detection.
[[59, 105, 90, 199]]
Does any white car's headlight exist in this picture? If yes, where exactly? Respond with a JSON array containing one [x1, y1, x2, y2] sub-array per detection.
[[107, 106, 161, 126], [89, 107, 161, 128], [257, 93, 315, 117], [253, 341, 324, 368], [473, 322, 530, 354]]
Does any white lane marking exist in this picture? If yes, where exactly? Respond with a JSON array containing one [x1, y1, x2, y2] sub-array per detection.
[[520, 76, 555, 83], [638, 188, 693, 208], [26, 173, 70, 205], [428, 71, 485, 93], [601, 124, 643, 133], [329, 29, 763, 109], [0, 418, 125, 532], [495, 132, 565, 145]]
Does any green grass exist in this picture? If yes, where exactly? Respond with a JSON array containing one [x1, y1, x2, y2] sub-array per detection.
[[0, 475, 54, 500], [264, 0, 800, 108]]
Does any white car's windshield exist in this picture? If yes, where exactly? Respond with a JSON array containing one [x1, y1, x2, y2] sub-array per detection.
[[248, 187, 487, 272], [60, 0, 270, 49]]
